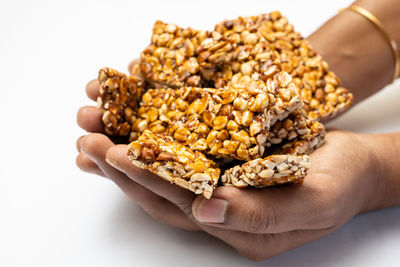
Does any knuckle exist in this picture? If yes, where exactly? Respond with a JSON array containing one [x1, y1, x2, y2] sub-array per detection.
[[218, 187, 279, 233], [319, 198, 344, 227], [307, 181, 342, 227], [81, 133, 105, 149], [175, 199, 194, 219], [247, 203, 278, 233]]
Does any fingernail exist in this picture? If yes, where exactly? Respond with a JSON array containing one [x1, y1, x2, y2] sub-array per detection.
[[77, 135, 86, 152], [195, 198, 228, 223], [80, 147, 89, 154]]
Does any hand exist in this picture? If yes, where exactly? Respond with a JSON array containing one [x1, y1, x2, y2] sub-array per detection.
[[76, 61, 385, 261], [76, 60, 200, 231]]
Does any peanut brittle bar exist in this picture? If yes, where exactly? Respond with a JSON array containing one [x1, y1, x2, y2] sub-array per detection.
[[196, 29, 282, 88], [267, 110, 326, 153], [140, 21, 209, 88], [97, 68, 147, 137], [141, 19, 283, 90], [267, 110, 309, 145], [131, 73, 301, 161], [214, 12, 353, 120], [221, 154, 310, 188], [127, 130, 220, 199], [275, 119, 326, 155], [142, 13, 353, 121]]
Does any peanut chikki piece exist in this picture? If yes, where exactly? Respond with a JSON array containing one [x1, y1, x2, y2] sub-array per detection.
[[267, 109, 326, 153], [214, 12, 353, 120], [140, 21, 209, 88], [221, 154, 310, 188], [142, 14, 353, 121], [267, 110, 309, 145], [128, 130, 220, 199], [97, 68, 147, 137], [141, 19, 283, 89], [130, 73, 301, 161], [274, 118, 326, 155], [196, 29, 283, 88]]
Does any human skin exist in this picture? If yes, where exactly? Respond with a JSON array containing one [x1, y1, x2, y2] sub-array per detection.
[[76, 0, 400, 261], [308, 0, 400, 103]]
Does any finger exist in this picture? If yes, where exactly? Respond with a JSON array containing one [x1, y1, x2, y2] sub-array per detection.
[[86, 79, 100, 101], [80, 134, 199, 231], [134, 191, 200, 231], [192, 181, 331, 234], [80, 134, 128, 185], [105, 145, 196, 217], [77, 106, 103, 133], [76, 135, 85, 152], [199, 224, 336, 261], [128, 59, 140, 73], [76, 152, 105, 177]]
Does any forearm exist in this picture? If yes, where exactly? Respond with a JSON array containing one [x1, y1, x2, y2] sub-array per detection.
[[308, 0, 400, 105]]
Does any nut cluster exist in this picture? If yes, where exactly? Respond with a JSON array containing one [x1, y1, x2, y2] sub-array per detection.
[[267, 109, 326, 154], [140, 21, 209, 88], [131, 72, 301, 161], [221, 154, 310, 188], [275, 118, 326, 155], [212, 12, 354, 120], [96, 12, 353, 198], [128, 130, 220, 198], [98, 68, 146, 137], [267, 110, 309, 145], [141, 12, 353, 121]]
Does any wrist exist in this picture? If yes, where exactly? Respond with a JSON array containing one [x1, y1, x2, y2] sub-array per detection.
[[355, 0, 400, 44], [308, 5, 393, 104], [360, 133, 400, 212]]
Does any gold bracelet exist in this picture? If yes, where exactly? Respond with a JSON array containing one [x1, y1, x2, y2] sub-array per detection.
[[340, 5, 400, 83]]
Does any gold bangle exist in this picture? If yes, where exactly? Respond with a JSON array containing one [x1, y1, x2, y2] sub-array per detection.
[[340, 5, 400, 83]]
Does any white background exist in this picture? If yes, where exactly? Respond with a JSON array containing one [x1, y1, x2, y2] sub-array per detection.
[[1, 0, 400, 266]]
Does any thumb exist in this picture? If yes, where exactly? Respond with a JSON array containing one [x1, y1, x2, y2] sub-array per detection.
[[192, 184, 327, 234]]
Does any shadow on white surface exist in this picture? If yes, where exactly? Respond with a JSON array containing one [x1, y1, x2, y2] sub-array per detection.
[[106, 197, 243, 266], [265, 208, 400, 267], [106, 197, 400, 267]]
